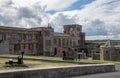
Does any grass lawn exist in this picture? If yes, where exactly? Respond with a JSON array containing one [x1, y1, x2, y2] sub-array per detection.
[[0, 54, 120, 71], [0, 58, 78, 71], [80, 59, 120, 64], [0, 54, 62, 60]]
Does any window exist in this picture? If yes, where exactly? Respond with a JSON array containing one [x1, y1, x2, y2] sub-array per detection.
[[106, 51, 108, 54], [29, 44, 33, 50], [62, 39, 65, 46], [45, 31, 50, 36], [39, 32, 42, 36], [45, 40, 51, 46], [14, 44, 21, 51], [69, 27, 74, 31], [66, 39, 69, 46], [0, 33, 6, 40], [70, 39, 72, 46], [36, 34, 39, 39], [54, 39, 57, 45], [23, 34, 27, 40], [28, 34, 32, 41], [73, 41, 76, 46], [58, 39, 61, 46], [77, 28, 80, 31], [23, 44, 26, 49], [78, 40, 80, 44], [18, 34, 22, 41], [96, 51, 100, 53]]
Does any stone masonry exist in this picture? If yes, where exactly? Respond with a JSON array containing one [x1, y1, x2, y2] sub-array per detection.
[[0, 24, 85, 56]]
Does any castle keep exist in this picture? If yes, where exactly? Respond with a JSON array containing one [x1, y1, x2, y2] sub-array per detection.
[[0, 24, 85, 56]]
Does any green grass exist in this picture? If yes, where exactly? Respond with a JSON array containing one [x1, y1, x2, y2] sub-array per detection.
[[80, 59, 120, 64], [0, 54, 62, 60], [0, 58, 78, 70], [1, 54, 120, 70]]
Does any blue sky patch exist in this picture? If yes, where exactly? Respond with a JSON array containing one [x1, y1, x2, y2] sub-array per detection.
[[67, 0, 95, 11], [47, 0, 95, 14]]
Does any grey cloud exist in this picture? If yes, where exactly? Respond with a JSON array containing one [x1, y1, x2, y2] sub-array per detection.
[[51, 13, 76, 32], [1, 0, 14, 7], [50, 0, 120, 39], [0, 12, 14, 26], [0, 0, 48, 27], [85, 19, 108, 36], [107, 24, 120, 35], [33, 2, 47, 12], [18, 7, 36, 18]]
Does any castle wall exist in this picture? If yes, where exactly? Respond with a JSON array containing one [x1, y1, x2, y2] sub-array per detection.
[[100, 46, 120, 61], [0, 27, 38, 55], [0, 24, 85, 56], [86, 41, 120, 61], [0, 41, 9, 54]]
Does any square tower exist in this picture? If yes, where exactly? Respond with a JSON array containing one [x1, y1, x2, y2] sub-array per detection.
[[64, 24, 85, 46], [64, 24, 82, 36]]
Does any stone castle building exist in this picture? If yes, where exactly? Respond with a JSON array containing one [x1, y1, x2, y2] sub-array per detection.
[[100, 40, 120, 61], [86, 40, 120, 61], [0, 24, 85, 56]]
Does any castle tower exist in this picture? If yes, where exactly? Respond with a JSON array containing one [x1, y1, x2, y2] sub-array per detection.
[[64, 24, 85, 46], [64, 24, 82, 36]]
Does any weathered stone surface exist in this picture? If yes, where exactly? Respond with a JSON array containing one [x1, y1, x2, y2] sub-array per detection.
[[0, 64, 115, 78], [0, 24, 85, 57]]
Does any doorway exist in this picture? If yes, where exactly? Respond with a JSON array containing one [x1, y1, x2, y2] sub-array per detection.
[[54, 48, 57, 56]]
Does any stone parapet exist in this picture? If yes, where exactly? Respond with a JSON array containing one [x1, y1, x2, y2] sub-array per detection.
[[0, 63, 115, 78]]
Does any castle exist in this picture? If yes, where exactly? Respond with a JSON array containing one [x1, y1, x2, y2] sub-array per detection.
[[0, 24, 85, 56], [1, 24, 119, 61]]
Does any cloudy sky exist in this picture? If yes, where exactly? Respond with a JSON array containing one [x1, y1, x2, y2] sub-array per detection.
[[0, 0, 120, 40]]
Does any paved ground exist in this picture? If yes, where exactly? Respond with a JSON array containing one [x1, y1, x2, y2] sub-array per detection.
[[71, 72, 120, 78], [71, 65, 120, 78]]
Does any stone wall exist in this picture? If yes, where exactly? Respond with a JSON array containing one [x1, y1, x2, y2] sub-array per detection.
[[0, 24, 85, 56], [100, 46, 120, 61], [0, 64, 115, 78]]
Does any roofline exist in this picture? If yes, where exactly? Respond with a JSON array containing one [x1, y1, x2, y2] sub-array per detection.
[[64, 24, 82, 26]]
